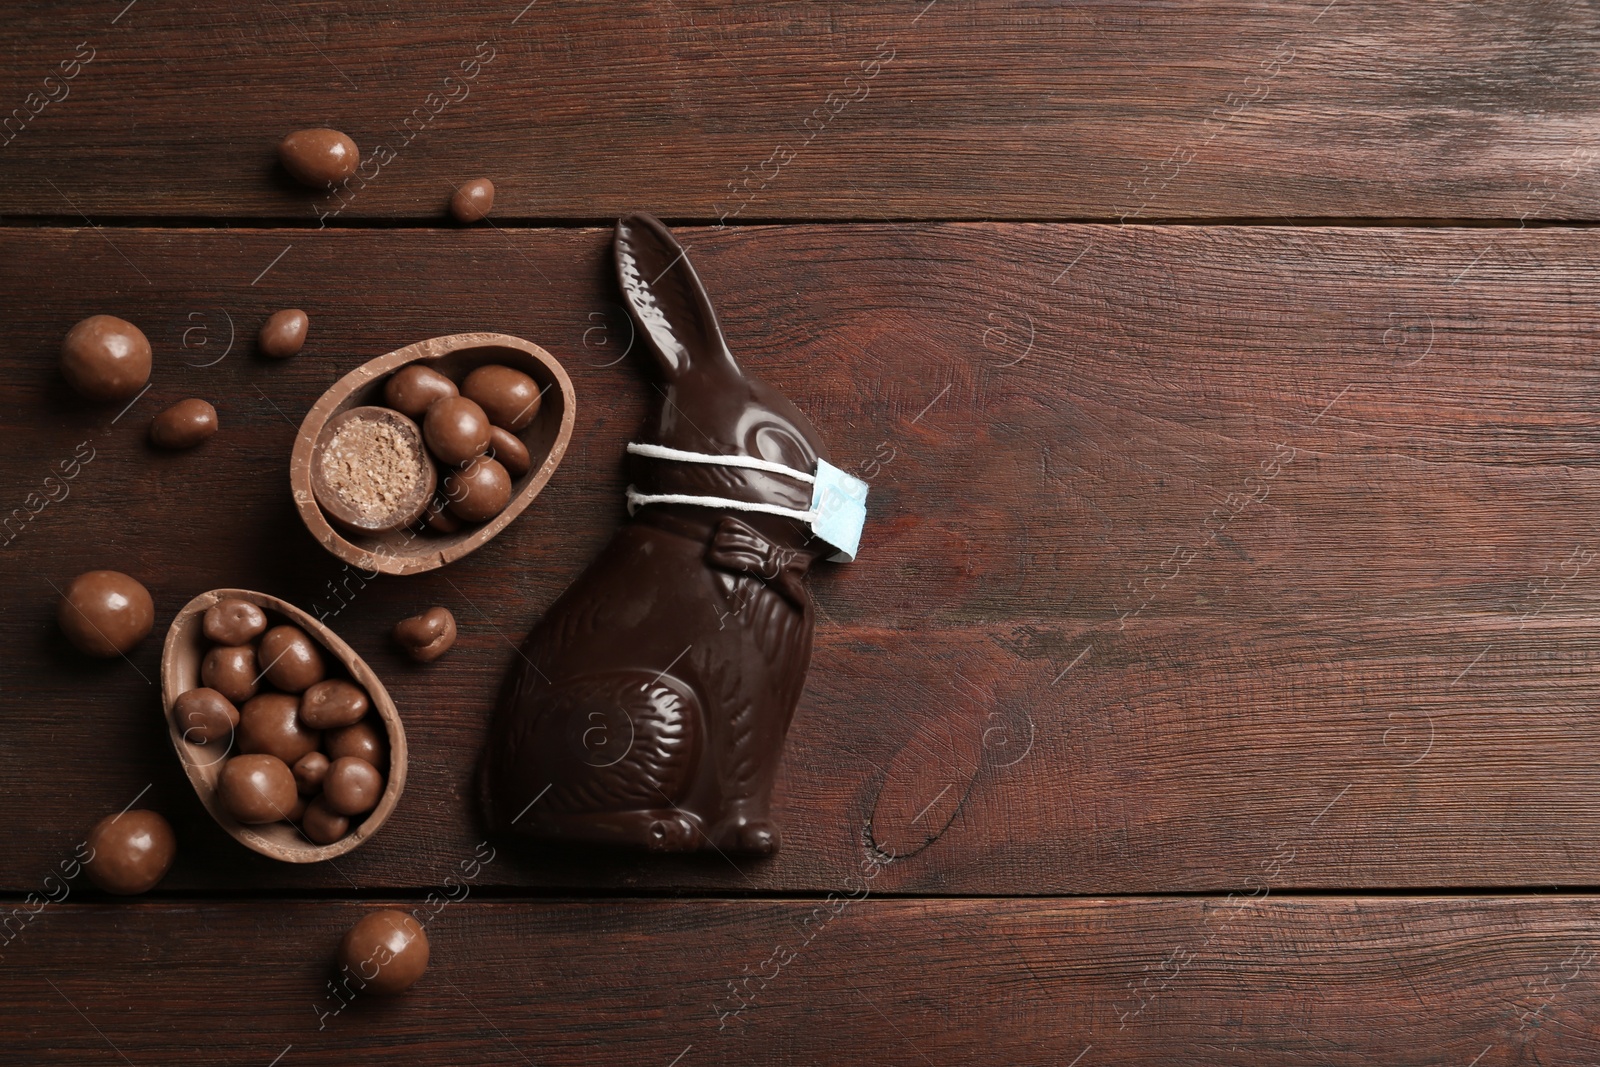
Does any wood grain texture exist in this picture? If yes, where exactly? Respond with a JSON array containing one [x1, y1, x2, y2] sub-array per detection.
[[3, 1, 1600, 220], [2, 897, 1598, 1065], [4, 223, 1600, 893]]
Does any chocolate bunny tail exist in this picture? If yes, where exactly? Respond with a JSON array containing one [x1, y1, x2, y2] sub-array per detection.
[[615, 213, 740, 381]]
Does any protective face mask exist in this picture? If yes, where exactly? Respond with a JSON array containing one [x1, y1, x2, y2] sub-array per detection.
[[624, 442, 868, 562]]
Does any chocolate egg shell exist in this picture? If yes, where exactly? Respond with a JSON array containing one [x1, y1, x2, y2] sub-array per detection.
[[61, 314, 152, 403], [383, 365, 458, 420], [202, 644, 259, 704], [462, 364, 542, 432], [259, 624, 326, 693], [260, 309, 309, 359], [392, 606, 457, 663], [203, 598, 268, 645], [58, 569, 154, 657], [162, 589, 407, 863], [278, 128, 359, 187], [423, 395, 492, 466], [239, 692, 322, 765], [444, 456, 511, 523], [339, 910, 429, 994], [219, 753, 298, 824], [324, 757, 383, 816], [150, 398, 219, 449], [174, 687, 239, 745], [300, 679, 369, 729], [450, 178, 495, 223], [487, 425, 531, 478], [85, 809, 176, 895]]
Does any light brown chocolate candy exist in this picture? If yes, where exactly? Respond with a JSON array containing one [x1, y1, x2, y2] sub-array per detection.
[[259, 309, 309, 359], [338, 910, 428, 994], [84, 809, 176, 895], [443, 455, 511, 523], [324, 756, 382, 816], [150, 398, 218, 449], [383, 365, 457, 420], [239, 692, 321, 764], [293, 751, 330, 796], [301, 796, 349, 844], [299, 679, 369, 729], [450, 179, 495, 223], [219, 753, 297, 824], [258, 625, 325, 693], [325, 720, 389, 773], [423, 396, 492, 466], [60, 315, 152, 403], [202, 598, 268, 645], [201, 644, 259, 704], [461, 364, 541, 431], [174, 687, 239, 745], [487, 425, 531, 478], [58, 570, 154, 657], [392, 606, 456, 663], [278, 129, 359, 187]]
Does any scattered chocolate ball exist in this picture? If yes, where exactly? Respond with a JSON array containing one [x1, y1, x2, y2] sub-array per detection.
[[149, 398, 218, 449], [383, 365, 458, 420], [60, 314, 152, 403], [278, 128, 359, 187], [58, 570, 154, 657], [302, 796, 349, 845], [392, 607, 456, 663], [84, 809, 176, 895], [444, 455, 511, 523], [339, 910, 429, 994], [462, 364, 542, 432], [293, 751, 330, 796], [174, 687, 239, 745], [219, 753, 298, 824], [450, 178, 495, 223], [299, 679, 369, 730], [201, 644, 260, 704], [324, 756, 383, 816], [487, 425, 531, 478], [325, 720, 389, 773], [258, 625, 325, 693], [259, 309, 309, 359], [202, 598, 268, 646], [423, 395, 492, 466], [239, 692, 322, 765]]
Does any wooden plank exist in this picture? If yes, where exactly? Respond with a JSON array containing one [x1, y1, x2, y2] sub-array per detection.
[[3, 2, 1600, 220], [5, 223, 1600, 893], [2, 897, 1597, 1064]]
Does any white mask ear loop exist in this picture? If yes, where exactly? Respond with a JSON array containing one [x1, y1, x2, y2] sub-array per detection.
[[623, 442, 818, 521], [626, 442, 815, 483]]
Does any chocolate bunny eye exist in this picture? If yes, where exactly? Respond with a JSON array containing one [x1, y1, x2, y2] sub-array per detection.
[[752, 425, 810, 471]]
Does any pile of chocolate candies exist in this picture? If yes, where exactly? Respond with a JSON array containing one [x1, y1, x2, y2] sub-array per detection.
[[174, 597, 390, 845], [384, 362, 542, 530]]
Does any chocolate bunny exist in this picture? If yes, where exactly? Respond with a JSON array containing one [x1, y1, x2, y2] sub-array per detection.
[[479, 213, 865, 855]]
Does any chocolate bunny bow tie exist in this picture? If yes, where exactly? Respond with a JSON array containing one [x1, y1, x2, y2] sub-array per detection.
[[705, 516, 810, 608]]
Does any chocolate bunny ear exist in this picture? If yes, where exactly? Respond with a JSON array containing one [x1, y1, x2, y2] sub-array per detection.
[[615, 213, 740, 381]]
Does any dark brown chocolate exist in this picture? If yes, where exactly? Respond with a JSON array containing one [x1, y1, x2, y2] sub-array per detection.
[[278, 129, 358, 187], [338, 910, 429, 994], [60, 314, 151, 402], [58, 569, 154, 657], [84, 809, 176, 895], [392, 607, 456, 663], [149, 398, 218, 449], [450, 178, 495, 223], [259, 309, 309, 359], [479, 214, 842, 856]]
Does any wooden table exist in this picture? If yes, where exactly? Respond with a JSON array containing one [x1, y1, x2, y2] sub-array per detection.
[[4, 2, 1600, 1062]]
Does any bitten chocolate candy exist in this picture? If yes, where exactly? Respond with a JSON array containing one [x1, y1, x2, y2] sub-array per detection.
[[239, 692, 321, 765], [339, 910, 429, 994], [84, 809, 176, 895], [58, 570, 154, 657], [450, 178, 495, 223], [487, 425, 531, 478], [293, 751, 330, 795], [201, 644, 259, 703], [278, 128, 359, 187], [174, 687, 239, 745], [423, 396, 492, 466], [299, 679, 369, 729], [302, 796, 349, 844], [219, 753, 298, 824], [150, 398, 218, 449], [60, 315, 152, 403], [461, 364, 541, 432], [258, 625, 325, 692], [325, 720, 389, 773], [392, 606, 456, 663], [443, 456, 511, 523], [259, 309, 309, 359], [383, 365, 458, 420], [324, 756, 382, 816], [202, 598, 268, 645]]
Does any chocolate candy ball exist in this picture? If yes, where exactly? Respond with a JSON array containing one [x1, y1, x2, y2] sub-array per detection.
[[339, 910, 429, 994], [219, 753, 298, 824], [259, 309, 309, 359], [150, 398, 219, 449], [326, 720, 389, 773], [202, 598, 268, 645], [58, 570, 154, 657], [60, 315, 152, 403], [422, 497, 463, 534], [201, 644, 259, 704], [258, 625, 325, 693], [85, 809, 175, 895], [293, 751, 330, 795], [278, 128, 359, 187], [239, 692, 321, 765], [461, 364, 541, 432], [423, 396, 492, 466], [392, 606, 457, 663], [450, 178, 495, 223], [302, 796, 350, 844], [324, 756, 383, 816], [444, 456, 511, 523], [174, 687, 239, 745], [299, 679, 369, 730], [383, 365, 458, 420], [487, 425, 531, 478]]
